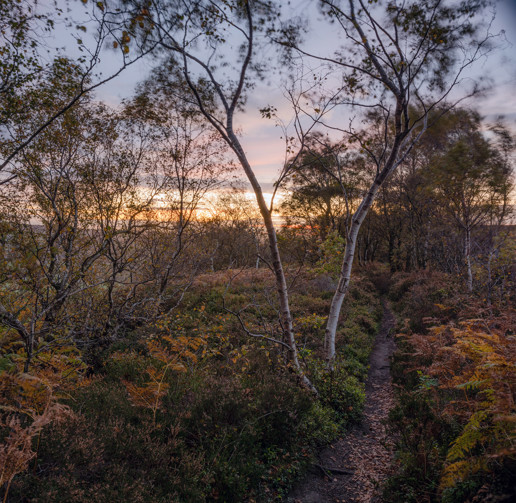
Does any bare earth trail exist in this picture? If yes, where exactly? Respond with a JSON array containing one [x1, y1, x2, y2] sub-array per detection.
[[288, 302, 397, 503]]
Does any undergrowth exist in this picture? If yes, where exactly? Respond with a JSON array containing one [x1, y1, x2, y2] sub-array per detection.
[[1, 266, 382, 502], [384, 271, 516, 503]]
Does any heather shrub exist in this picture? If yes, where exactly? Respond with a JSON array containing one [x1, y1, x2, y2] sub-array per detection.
[[7, 357, 332, 502], [308, 358, 366, 425], [8, 380, 209, 502], [389, 270, 458, 332], [298, 401, 340, 447], [3, 264, 384, 502]]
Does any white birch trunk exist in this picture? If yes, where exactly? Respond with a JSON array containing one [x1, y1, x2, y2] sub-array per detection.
[[227, 131, 316, 392], [324, 179, 383, 364], [323, 127, 406, 364]]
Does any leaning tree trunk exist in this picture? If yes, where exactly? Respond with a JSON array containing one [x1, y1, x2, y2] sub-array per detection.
[[487, 249, 493, 307], [324, 132, 406, 365], [227, 130, 316, 392], [324, 183, 380, 364]]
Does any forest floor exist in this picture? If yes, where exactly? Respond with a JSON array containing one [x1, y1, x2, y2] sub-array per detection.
[[288, 302, 397, 503]]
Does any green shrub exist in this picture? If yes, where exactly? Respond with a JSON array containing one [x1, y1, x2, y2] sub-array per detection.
[[299, 401, 340, 447], [309, 359, 366, 425], [10, 382, 209, 503]]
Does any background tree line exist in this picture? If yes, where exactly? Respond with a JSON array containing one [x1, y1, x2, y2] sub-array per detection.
[[281, 108, 514, 302]]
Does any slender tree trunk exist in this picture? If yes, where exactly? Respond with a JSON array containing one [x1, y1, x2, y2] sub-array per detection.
[[422, 226, 429, 269], [324, 177, 383, 364], [487, 249, 493, 307], [357, 243, 363, 266], [227, 131, 316, 392], [324, 122, 406, 364], [465, 227, 473, 292], [388, 234, 395, 272], [175, 2, 318, 391]]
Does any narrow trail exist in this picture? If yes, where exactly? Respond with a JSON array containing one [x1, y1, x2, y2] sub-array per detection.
[[288, 302, 397, 503]]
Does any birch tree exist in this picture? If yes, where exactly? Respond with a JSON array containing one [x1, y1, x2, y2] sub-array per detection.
[[0, 102, 124, 371], [427, 110, 513, 292], [110, 0, 317, 390], [281, 0, 496, 364]]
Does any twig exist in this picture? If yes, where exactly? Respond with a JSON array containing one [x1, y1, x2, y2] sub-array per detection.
[[314, 463, 353, 477]]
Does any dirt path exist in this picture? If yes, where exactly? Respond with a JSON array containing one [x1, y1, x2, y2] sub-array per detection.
[[288, 302, 397, 503]]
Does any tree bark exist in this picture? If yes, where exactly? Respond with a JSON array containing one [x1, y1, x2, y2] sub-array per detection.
[[227, 131, 315, 392], [324, 123, 406, 364], [324, 176, 384, 364]]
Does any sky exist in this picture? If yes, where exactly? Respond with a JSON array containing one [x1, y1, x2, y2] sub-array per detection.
[[55, 0, 516, 185]]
